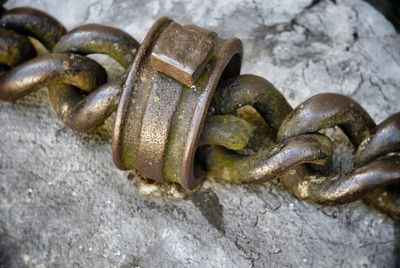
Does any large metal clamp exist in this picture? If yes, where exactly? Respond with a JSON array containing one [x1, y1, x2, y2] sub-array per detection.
[[112, 17, 243, 189]]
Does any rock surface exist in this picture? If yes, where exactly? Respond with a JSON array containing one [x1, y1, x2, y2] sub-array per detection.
[[1, 0, 400, 267]]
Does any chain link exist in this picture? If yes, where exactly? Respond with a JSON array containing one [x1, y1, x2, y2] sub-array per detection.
[[0, 6, 398, 220]]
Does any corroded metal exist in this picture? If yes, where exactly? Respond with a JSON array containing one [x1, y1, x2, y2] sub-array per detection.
[[49, 23, 139, 132], [199, 115, 255, 151], [150, 22, 216, 87], [277, 94, 400, 219], [201, 133, 333, 183], [113, 17, 243, 189], [0, 53, 107, 101], [0, 28, 35, 66], [277, 93, 376, 146], [0, 7, 66, 49], [53, 23, 139, 68], [0, 6, 398, 221], [356, 112, 400, 165]]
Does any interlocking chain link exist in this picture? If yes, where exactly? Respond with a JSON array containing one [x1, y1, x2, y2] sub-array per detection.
[[0, 6, 398, 220]]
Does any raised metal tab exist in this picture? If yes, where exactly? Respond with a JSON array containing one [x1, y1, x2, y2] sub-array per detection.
[[150, 22, 215, 87]]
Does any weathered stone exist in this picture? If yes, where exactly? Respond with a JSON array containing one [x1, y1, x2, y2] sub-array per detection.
[[1, 0, 399, 267]]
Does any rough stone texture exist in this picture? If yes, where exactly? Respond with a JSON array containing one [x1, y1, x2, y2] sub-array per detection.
[[365, 0, 400, 32], [1, 0, 400, 267]]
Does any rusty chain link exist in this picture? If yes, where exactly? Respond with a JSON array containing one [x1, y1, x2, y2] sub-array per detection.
[[0, 6, 398, 221]]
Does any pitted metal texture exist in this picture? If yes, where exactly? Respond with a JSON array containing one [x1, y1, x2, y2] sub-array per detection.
[[0, 6, 398, 221]]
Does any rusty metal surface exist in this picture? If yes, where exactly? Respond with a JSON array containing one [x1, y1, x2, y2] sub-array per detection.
[[49, 23, 139, 132], [114, 17, 242, 188], [0, 5, 398, 221], [0, 28, 35, 66], [53, 23, 139, 68], [0, 53, 107, 101], [150, 22, 216, 87], [0, 7, 66, 49]]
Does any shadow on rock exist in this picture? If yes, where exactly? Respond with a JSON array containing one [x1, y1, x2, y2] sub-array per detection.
[[0, 233, 20, 268], [190, 188, 225, 235]]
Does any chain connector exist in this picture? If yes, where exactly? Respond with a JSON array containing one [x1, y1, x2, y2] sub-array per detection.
[[113, 17, 243, 189]]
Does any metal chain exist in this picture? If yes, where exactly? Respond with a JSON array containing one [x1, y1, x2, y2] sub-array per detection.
[[0, 6, 398, 221]]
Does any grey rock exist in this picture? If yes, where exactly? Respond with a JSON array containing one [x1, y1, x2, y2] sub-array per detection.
[[1, 0, 400, 267]]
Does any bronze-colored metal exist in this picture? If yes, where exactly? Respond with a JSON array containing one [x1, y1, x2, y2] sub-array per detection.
[[0, 6, 398, 220], [201, 77, 399, 220], [201, 133, 333, 183], [150, 22, 216, 87], [0, 7, 66, 49], [0, 28, 35, 66], [356, 112, 400, 165], [0, 53, 107, 101], [277, 93, 376, 145], [49, 81, 122, 133], [212, 74, 292, 136], [113, 17, 243, 189], [53, 23, 139, 68], [49, 23, 139, 131], [276, 94, 400, 219], [281, 155, 400, 205], [199, 115, 255, 151], [357, 113, 400, 220]]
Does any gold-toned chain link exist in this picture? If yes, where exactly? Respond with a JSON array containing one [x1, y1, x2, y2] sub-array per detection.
[[0, 6, 398, 220]]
